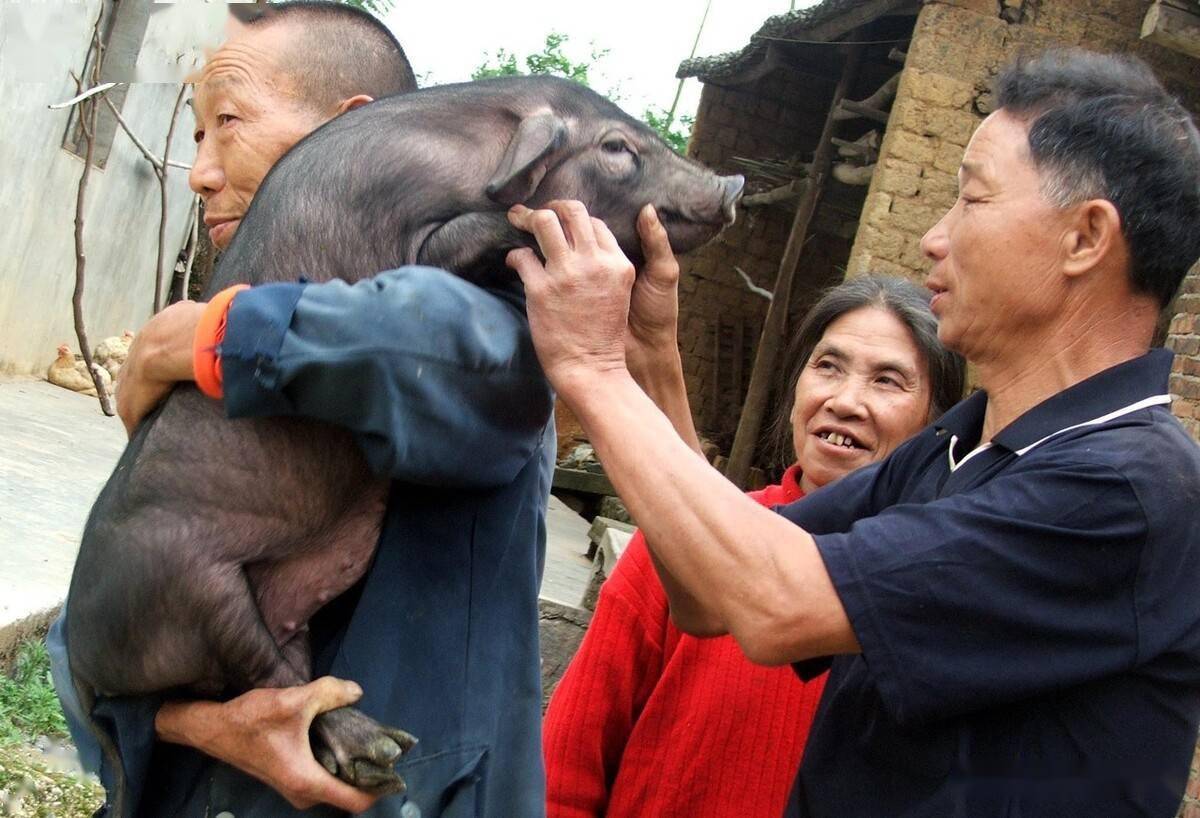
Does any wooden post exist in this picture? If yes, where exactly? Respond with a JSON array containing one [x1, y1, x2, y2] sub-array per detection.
[[1140, 1, 1200, 60], [724, 44, 864, 488]]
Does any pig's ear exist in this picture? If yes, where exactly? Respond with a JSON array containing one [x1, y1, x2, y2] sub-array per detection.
[[485, 113, 567, 205]]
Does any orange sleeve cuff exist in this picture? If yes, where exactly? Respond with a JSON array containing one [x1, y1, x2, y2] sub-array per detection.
[[193, 284, 250, 400]]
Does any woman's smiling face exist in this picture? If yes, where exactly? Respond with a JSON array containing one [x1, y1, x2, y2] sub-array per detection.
[[790, 306, 933, 494]]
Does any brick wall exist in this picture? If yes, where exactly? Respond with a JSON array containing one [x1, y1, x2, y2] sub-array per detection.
[[847, 0, 1200, 283], [1170, 266, 1200, 443], [681, 79, 852, 449]]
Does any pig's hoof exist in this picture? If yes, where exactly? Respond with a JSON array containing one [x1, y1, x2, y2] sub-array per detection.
[[311, 706, 418, 794]]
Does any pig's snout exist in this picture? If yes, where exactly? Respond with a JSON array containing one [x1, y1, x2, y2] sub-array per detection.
[[720, 175, 745, 225]]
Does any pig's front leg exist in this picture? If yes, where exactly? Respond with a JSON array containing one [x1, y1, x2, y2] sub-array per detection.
[[417, 211, 532, 281]]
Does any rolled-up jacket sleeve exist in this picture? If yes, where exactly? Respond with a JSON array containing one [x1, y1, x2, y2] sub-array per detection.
[[218, 267, 552, 488]]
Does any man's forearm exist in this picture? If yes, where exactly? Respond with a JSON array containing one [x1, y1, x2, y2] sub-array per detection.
[[559, 368, 856, 665], [627, 346, 703, 456], [155, 699, 219, 749]]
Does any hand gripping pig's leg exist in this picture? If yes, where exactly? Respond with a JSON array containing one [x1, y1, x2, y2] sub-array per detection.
[[205, 565, 416, 793]]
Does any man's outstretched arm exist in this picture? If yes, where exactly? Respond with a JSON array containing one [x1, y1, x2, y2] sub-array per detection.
[[507, 201, 860, 664]]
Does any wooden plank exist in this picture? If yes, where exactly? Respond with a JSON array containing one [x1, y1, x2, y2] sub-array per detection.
[[553, 467, 616, 498], [709, 317, 721, 428], [838, 98, 891, 124], [732, 314, 746, 402], [1141, 1, 1200, 60]]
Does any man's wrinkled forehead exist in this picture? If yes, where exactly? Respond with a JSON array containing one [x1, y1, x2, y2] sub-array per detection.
[[191, 24, 291, 107], [958, 109, 1033, 184]]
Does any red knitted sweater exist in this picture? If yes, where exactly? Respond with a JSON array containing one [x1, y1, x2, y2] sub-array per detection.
[[543, 466, 828, 818]]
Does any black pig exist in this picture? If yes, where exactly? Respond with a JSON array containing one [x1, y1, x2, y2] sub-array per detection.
[[66, 76, 743, 801]]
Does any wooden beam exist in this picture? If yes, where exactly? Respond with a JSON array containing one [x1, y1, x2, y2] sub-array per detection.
[[837, 98, 891, 124], [742, 179, 808, 208], [1141, 1, 1200, 60], [724, 44, 866, 489]]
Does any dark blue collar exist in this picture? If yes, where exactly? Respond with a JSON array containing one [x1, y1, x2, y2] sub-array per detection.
[[935, 349, 1174, 454]]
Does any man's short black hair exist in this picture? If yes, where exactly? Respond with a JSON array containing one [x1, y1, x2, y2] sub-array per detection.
[[232, 1, 417, 112], [994, 49, 1200, 308]]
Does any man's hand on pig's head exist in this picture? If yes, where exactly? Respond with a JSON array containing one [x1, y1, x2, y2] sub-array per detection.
[[507, 201, 635, 391]]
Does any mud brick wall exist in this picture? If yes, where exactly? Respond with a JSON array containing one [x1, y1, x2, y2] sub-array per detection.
[[846, 0, 1200, 284], [682, 80, 851, 448], [1170, 267, 1200, 444]]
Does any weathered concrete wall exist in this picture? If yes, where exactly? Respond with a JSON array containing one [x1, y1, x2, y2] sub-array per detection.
[[847, 0, 1200, 282], [0, 1, 225, 377]]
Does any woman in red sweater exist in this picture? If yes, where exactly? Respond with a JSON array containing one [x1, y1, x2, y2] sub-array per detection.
[[544, 274, 966, 818]]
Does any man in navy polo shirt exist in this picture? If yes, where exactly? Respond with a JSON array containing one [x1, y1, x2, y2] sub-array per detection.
[[507, 49, 1200, 815]]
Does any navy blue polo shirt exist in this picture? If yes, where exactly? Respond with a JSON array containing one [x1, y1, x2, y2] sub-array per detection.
[[778, 349, 1200, 818]]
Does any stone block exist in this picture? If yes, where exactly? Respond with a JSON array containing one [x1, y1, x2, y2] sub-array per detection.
[[1172, 336, 1200, 357], [1175, 375, 1200, 400], [934, 140, 966, 174], [888, 201, 941, 236], [904, 68, 977, 110], [883, 156, 923, 177], [908, 3, 1009, 77], [939, 109, 983, 146], [877, 164, 922, 197], [900, 236, 930, 269], [863, 191, 894, 230], [921, 168, 958, 197], [886, 129, 936, 165], [538, 597, 592, 708], [860, 225, 906, 261], [871, 257, 923, 282]]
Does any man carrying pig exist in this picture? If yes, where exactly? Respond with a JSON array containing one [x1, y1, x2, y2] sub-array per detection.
[[45, 3, 685, 816]]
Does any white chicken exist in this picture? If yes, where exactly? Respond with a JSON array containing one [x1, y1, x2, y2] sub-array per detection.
[[47, 344, 112, 397], [94, 330, 135, 379]]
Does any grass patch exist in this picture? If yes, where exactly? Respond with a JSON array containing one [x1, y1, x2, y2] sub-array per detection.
[[0, 745, 103, 817], [0, 641, 68, 746]]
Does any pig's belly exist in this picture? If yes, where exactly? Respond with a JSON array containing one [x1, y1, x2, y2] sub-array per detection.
[[246, 481, 388, 649]]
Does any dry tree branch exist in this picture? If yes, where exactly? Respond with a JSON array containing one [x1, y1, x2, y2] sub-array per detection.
[[48, 81, 117, 109], [70, 9, 115, 416], [734, 267, 773, 301], [154, 83, 189, 313], [180, 194, 201, 301], [64, 73, 192, 174]]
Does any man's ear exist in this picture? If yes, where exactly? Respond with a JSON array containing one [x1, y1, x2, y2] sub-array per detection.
[[336, 94, 374, 116], [1062, 198, 1123, 279], [485, 112, 567, 206]]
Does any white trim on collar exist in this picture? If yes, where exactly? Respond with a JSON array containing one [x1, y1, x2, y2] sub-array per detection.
[[1013, 394, 1172, 457], [947, 436, 994, 472]]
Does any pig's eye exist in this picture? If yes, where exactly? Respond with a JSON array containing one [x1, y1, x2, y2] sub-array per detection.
[[601, 138, 628, 154]]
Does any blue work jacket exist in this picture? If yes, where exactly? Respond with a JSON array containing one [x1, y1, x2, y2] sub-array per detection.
[[50, 267, 555, 818]]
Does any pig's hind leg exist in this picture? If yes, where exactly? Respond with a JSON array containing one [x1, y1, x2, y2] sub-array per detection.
[[202, 565, 416, 793]]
